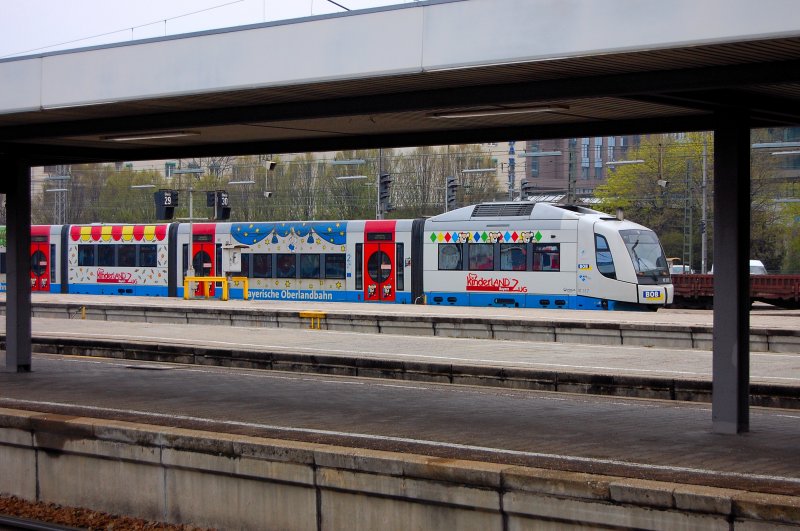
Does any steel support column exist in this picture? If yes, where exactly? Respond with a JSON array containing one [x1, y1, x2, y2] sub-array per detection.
[[712, 115, 750, 434], [2, 156, 32, 372]]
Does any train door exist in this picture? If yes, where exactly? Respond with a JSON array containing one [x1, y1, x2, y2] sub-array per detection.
[[30, 229, 50, 292], [363, 221, 396, 302], [186, 224, 216, 296]]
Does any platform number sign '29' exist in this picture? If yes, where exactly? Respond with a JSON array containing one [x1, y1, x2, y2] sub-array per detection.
[[154, 190, 178, 220]]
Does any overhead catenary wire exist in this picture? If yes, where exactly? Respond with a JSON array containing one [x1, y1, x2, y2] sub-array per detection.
[[325, 0, 351, 11], [0, 0, 245, 59]]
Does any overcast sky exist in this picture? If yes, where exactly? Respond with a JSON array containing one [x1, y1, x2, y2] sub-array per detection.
[[0, 0, 416, 59]]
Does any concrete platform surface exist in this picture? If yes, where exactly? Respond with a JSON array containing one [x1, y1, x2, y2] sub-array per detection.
[[2, 315, 798, 408], [1, 353, 799, 498], [1, 297, 799, 528], [5, 294, 800, 355], [18, 293, 800, 330]]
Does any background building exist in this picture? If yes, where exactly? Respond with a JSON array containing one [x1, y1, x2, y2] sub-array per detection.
[[521, 136, 641, 198]]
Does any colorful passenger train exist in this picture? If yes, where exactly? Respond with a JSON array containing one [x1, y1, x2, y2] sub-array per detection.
[[2, 202, 674, 310]]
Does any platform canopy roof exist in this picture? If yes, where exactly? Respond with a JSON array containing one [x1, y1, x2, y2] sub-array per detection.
[[1, 0, 800, 166]]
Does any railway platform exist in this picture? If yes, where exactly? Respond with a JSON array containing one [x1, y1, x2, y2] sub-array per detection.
[[2, 294, 800, 408], [6, 293, 800, 353], [1, 294, 799, 528], [1, 351, 799, 529]]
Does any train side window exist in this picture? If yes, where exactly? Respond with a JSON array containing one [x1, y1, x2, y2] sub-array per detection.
[[78, 245, 95, 266], [97, 246, 115, 267], [50, 245, 56, 283], [299, 254, 321, 278], [500, 244, 527, 271], [1, 252, 6, 274], [468, 243, 494, 271], [240, 253, 251, 278], [118, 245, 137, 267], [438, 244, 462, 270], [533, 244, 560, 272], [324, 254, 346, 279], [252, 253, 272, 278], [595, 235, 616, 279], [276, 253, 297, 278], [140, 245, 157, 268], [355, 244, 363, 289], [396, 243, 404, 291]]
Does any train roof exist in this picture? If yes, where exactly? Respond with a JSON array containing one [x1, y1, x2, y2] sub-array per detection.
[[429, 201, 612, 222]]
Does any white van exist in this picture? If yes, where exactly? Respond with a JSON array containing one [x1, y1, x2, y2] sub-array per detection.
[[709, 260, 767, 275], [749, 260, 767, 275]]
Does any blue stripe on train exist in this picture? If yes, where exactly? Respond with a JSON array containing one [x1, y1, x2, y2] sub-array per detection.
[[425, 291, 573, 308], [3, 283, 62, 294], [226, 288, 413, 304], [68, 284, 170, 296], [424, 292, 639, 310]]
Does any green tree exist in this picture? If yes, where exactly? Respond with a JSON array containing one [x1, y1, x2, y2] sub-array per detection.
[[391, 145, 500, 218], [100, 166, 165, 222], [595, 133, 711, 268], [749, 129, 795, 272], [779, 202, 800, 273], [596, 131, 799, 272], [391, 146, 447, 218]]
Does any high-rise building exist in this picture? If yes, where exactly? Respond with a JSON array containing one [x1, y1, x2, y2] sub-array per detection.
[[520, 136, 641, 199]]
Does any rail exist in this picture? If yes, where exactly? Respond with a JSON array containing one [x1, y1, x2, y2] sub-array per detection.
[[0, 513, 79, 530]]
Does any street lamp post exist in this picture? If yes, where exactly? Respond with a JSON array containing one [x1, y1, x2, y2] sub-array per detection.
[[701, 134, 709, 273], [45, 175, 70, 224], [377, 148, 384, 220], [461, 167, 497, 206], [330, 157, 369, 217], [228, 180, 255, 220], [683, 160, 693, 269]]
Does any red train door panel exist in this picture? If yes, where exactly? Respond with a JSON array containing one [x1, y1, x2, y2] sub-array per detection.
[[191, 224, 216, 296], [364, 221, 396, 302], [30, 231, 50, 292]]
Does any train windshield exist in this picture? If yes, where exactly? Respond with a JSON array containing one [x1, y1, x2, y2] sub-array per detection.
[[620, 229, 669, 279]]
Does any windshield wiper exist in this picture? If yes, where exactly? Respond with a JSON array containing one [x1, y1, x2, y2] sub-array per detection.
[[631, 240, 660, 280], [630, 241, 644, 271]]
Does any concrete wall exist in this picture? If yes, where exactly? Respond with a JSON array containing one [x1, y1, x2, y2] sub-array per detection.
[[1, 408, 798, 530], [13, 300, 800, 353]]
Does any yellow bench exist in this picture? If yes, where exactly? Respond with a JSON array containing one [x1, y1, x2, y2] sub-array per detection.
[[183, 276, 249, 301], [298, 310, 326, 329]]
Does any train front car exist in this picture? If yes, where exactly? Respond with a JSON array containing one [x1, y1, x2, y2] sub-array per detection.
[[584, 214, 673, 310], [422, 202, 672, 310]]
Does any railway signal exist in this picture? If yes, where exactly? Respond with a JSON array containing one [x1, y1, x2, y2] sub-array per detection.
[[445, 176, 459, 211], [379, 173, 393, 214], [520, 179, 534, 198]]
